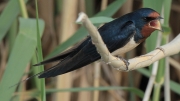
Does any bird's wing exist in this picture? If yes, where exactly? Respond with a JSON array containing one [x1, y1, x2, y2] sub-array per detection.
[[37, 21, 137, 78], [100, 21, 136, 52], [33, 36, 91, 66]]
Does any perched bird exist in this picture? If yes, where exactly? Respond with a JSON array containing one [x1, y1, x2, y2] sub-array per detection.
[[34, 8, 162, 78]]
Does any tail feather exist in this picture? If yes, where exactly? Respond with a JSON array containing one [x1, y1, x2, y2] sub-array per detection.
[[34, 37, 90, 66], [33, 48, 77, 66], [38, 51, 98, 78], [33, 54, 69, 66]]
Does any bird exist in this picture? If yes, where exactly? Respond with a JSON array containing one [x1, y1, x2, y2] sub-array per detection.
[[34, 8, 162, 78]]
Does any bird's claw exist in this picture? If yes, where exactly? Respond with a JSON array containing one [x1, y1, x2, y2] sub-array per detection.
[[156, 47, 165, 55], [117, 56, 129, 70]]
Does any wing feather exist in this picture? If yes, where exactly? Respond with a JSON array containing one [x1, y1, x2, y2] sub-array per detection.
[[33, 37, 90, 66], [38, 21, 137, 78]]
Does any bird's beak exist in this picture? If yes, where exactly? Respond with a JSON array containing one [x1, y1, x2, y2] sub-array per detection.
[[148, 17, 163, 31]]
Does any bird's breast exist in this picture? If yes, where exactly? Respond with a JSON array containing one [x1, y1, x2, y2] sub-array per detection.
[[112, 37, 139, 56]]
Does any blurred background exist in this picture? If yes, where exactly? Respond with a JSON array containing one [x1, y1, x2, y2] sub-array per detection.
[[0, 0, 180, 101]]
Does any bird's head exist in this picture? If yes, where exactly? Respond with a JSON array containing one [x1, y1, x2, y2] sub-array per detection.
[[131, 8, 163, 38]]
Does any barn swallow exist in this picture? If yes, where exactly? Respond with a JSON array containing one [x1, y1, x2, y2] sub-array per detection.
[[34, 8, 162, 78]]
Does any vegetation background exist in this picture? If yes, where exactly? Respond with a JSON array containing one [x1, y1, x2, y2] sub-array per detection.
[[0, 0, 179, 101]]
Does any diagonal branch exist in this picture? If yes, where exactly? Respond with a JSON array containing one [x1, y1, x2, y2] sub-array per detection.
[[76, 12, 180, 71]]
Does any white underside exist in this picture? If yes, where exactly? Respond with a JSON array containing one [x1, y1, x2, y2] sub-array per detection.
[[112, 36, 139, 56]]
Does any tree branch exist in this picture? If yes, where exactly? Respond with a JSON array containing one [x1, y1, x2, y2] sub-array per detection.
[[76, 12, 180, 71]]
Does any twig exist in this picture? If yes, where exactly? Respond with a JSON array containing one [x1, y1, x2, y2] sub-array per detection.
[[76, 12, 180, 71], [101, 0, 108, 10], [56, 0, 78, 101], [143, 32, 161, 101], [143, 61, 159, 101], [93, 62, 101, 101], [164, 57, 171, 101], [169, 57, 180, 71]]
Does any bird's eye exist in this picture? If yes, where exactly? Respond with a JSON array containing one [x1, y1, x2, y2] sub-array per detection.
[[143, 17, 154, 21], [143, 17, 147, 20]]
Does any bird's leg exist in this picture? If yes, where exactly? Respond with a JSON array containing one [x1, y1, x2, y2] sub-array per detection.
[[156, 47, 165, 55], [116, 55, 129, 70]]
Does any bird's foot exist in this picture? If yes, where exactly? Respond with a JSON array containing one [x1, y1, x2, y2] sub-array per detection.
[[117, 56, 129, 70], [156, 47, 165, 55]]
